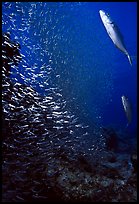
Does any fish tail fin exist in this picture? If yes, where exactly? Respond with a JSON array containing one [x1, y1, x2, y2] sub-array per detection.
[[127, 54, 132, 66]]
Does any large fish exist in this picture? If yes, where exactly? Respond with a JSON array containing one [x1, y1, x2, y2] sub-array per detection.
[[99, 10, 132, 66], [121, 95, 132, 124]]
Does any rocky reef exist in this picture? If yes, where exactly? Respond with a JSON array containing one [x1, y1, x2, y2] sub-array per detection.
[[48, 151, 137, 202], [2, 146, 137, 202]]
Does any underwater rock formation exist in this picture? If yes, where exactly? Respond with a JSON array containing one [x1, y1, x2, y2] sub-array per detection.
[[43, 151, 136, 202], [130, 152, 137, 173], [101, 127, 118, 152]]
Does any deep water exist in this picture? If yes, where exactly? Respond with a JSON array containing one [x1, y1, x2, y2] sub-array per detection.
[[2, 2, 137, 202]]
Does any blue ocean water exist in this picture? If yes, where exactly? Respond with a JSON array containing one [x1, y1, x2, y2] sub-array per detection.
[[2, 2, 137, 147], [2, 2, 137, 202]]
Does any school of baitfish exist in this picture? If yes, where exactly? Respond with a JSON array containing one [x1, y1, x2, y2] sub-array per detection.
[[2, 28, 107, 201]]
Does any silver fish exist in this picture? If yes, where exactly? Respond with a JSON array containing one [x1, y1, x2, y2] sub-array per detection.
[[99, 10, 132, 66], [121, 95, 132, 124]]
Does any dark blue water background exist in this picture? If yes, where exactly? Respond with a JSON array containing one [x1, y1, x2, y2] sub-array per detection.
[[2, 2, 137, 144]]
